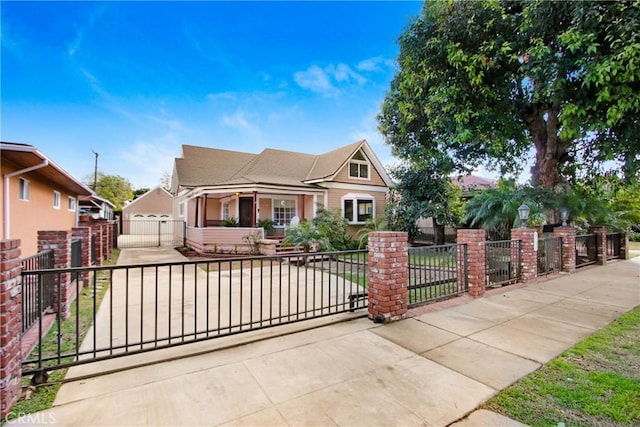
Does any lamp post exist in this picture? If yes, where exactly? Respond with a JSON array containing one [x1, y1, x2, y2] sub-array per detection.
[[518, 204, 530, 228], [560, 207, 570, 227]]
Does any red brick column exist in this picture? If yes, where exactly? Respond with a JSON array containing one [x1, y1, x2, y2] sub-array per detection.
[[0, 239, 22, 419], [38, 230, 72, 319], [456, 229, 486, 297], [589, 226, 608, 265], [620, 232, 630, 260], [72, 226, 91, 286], [553, 226, 576, 272], [88, 224, 103, 266], [367, 232, 408, 323], [511, 228, 538, 283]]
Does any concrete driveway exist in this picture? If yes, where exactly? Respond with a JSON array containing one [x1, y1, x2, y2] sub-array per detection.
[[16, 250, 640, 426]]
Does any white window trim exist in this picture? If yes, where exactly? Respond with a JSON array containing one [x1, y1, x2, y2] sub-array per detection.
[[348, 159, 371, 181], [272, 197, 297, 227], [341, 193, 375, 225], [53, 191, 61, 209], [68, 196, 77, 212], [179, 201, 185, 218], [18, 177, 30, 201]]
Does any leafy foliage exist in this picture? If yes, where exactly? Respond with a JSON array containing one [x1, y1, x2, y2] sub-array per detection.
[[85, 173, 134, 211], [312, 205, 354, 250], [282, 220, 330, 253], [379, 0, 640, 189]]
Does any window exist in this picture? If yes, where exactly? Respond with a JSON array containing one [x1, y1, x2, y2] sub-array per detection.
[[53, 191, 61, 209], [342, 195, 374, 224], [348, 151, 370, 179], [273, 199, 296, 226], [68, 196, 76, 212], [222, 202, 230, 220], [18, 178, 29, 201]]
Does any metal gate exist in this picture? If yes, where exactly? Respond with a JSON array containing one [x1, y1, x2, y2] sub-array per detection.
[[407, 244, 468, 307], [21, 250, 368, 377], [537, 236, 562, 276], [486, 240, 520, 287], [118, 220, 185, 248]]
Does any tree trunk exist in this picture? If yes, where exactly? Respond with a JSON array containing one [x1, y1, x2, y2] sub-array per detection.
[[525, 102, 567, 190]]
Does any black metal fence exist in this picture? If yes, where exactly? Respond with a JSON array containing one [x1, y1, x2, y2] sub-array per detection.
[[538, 236, 563, 276], [606, 233, 622, 260], [71, 238, 82, 267], [576, 234, 597, 268], [20, 250, 55, 334], [486, 240, 521, 287], [118, 220, 185, 248], [20, 250, 368, 375], [407, 244, 468, 307]]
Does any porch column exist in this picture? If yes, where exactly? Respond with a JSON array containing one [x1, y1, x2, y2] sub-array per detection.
[[202, 194, 207, 227], [195, 196, 201, 228]]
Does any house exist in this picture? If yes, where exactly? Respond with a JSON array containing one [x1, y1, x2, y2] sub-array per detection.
[[120, 186, 175, 236], [1, 141, 93, 257], [79, 193, 116, 220], [452, 174, 497, 199], [171, 140, 393, 253]]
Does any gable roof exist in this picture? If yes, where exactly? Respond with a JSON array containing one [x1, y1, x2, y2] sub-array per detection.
[[1, 141, 93, 196], [172, 140, 393, 191], [452, 174, 497, 192]]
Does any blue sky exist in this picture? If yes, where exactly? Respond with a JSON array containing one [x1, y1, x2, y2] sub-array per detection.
[[2, 1, 425, 190]]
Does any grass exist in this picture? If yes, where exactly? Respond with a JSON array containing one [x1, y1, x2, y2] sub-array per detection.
[[2, 250, 120, 423], [483, 305, 640, 427]]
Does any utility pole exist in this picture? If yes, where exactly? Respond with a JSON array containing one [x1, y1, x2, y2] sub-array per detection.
[[92, 150, 99, 191]]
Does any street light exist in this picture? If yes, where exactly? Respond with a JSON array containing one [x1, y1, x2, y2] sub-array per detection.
[[560, 207, 570, 226], [518, 204, 530, 228]]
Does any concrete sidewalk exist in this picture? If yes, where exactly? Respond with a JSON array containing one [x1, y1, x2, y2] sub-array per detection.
[[16, 251, 640, 426]]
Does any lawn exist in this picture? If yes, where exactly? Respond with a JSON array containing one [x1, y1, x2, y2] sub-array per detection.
[[483, 305, 640, 426]]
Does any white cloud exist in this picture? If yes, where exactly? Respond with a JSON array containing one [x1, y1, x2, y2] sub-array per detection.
[[119, 134, 179, 189], [294, 61, 379, 96], [221, 110, 252, 130], [356, 56, 395, 72], [294, 65, 338, 96]]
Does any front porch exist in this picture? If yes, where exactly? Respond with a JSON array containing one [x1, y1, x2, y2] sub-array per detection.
[[181, 188, 326, 254]]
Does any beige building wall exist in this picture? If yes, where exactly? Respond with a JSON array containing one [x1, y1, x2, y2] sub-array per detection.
[[122, 187, 173, 219], [2, 162, 78, 257]]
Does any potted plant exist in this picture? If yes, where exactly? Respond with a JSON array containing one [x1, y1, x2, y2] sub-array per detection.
[[257, 218, 275, 236]]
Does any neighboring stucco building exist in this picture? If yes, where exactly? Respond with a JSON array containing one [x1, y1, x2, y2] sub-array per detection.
[[1, 141, 93, 256]]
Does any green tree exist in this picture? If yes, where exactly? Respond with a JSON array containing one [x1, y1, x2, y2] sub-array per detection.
[[85, 173, 134, 211], [312, 205, 353, 250], [379, 0, 640, 190]]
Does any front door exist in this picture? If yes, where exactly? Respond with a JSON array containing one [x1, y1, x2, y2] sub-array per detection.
[[239, 197, 254, 227]]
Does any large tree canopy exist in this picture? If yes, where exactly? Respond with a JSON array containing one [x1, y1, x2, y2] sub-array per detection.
[[84, 173, 134, 211], [379, 0, 640, 189]]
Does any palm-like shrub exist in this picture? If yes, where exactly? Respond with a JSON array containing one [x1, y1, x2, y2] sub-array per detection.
[[282, 221, 330, 252]]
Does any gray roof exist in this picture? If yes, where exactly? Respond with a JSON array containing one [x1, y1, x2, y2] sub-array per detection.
[[173, 140, 385, 189]]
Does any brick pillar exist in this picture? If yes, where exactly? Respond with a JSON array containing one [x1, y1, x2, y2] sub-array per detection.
[[620, 232, 630, 260], [0, 239, 22, 419], [89, 224, 103, 266], [589, 226, 608, 265], [38, 230, 72, 319], [72, 226, 91, 286], [367, 232, 408, 323], [456, 229, 486, 297], [511, 228, 538, 283], [553, 226, 576, 272]]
